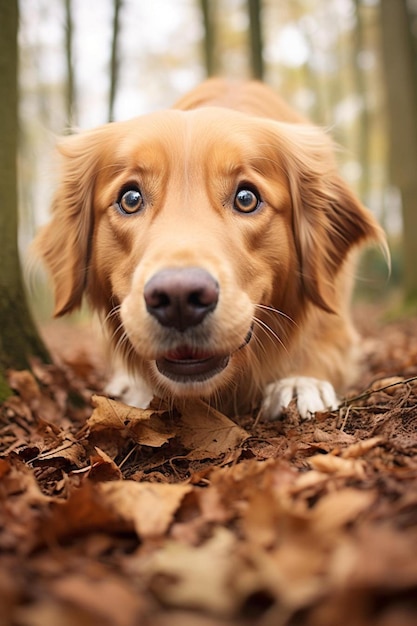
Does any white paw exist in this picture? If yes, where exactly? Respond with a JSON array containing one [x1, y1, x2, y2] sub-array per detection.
[[263, 376, 339, 420], [105, 370, 153, 408]]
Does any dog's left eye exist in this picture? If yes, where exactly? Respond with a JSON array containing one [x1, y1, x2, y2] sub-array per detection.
[[234, 187, 261, 213], [118, 188, 144, 214]]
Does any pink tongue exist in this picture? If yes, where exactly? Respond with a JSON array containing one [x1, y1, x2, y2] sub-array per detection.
[[166, 347, 211, 361]]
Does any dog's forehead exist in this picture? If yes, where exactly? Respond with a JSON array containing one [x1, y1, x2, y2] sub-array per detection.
[[115, 107, 283, 174]]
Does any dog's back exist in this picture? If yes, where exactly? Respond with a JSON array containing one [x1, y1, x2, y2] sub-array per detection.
[[174, 78, 306, 123]]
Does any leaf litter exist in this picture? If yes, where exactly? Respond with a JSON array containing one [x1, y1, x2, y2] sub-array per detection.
[[1, 310, 417, 626]]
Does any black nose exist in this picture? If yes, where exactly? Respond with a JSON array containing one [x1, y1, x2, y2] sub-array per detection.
[[144, 268, 219, 331]]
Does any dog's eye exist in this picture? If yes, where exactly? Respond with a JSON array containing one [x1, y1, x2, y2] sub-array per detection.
[[234, 187, 261, 214], [118, 188, 144, 214]]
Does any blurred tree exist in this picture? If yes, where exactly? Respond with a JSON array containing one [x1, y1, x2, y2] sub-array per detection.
[[380, 0, 417, 304], [200, 0, 217, 76], [352, 0, 371, 203], [0, 0, 49, 400], [248, 0, 264, 79], [109, 0, 122, 122], [64, 0, 77, 127]]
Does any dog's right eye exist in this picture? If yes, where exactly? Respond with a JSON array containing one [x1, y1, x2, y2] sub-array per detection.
[[233, 186, 261, 214], [118, 188, 144, 214]]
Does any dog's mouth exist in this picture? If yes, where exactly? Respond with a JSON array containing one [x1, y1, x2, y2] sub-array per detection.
[[155, 326, 253, 384], [156, 349, 230, 383]]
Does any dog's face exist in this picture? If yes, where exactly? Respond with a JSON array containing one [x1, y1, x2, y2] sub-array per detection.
[[38, 106, 380, 399]]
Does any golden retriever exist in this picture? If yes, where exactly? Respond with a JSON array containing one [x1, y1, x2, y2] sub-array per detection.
[[37, 79, 384, 419]]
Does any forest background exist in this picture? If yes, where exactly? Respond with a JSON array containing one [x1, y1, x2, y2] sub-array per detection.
[[17, 0, 417, 307]]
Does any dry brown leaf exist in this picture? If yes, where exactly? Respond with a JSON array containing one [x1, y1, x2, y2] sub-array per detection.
[[0, 458, 11, 479], [310, 488, 374, 534], [88, 395, 175, 447], [241, 530, 329, 610], [39, 481, 131, 543], [6, 369, 64, 426], [147, 527, 240, 615], [88, 447, 123, 481], [7, 370, 42, 405], [313, 428, 355, 444], [88, 394, 155, 429], [238, 491, 372, 611], [14, 602, 94, 626], [32, 439, 86, 468], [176, 399, 249, 460], [51, 573, 144, 626], [291, 469, 329, 493], [341, 436, 384, 459], [242, 488, 285, 549], [0, 457, 51, 553], [98, 480, 193, 538], [370, 376, 405, 393], [309, 453, 366, 478]]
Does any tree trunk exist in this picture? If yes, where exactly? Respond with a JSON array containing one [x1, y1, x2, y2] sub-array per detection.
[[247, 0, 264, 80], [200, 0, 217, 77], [352, 0, 371, 203], [380, 0, 417, 304], [108, 0, 122, 123], [64, 0, 77, 128], [0, 0, 49, 401]]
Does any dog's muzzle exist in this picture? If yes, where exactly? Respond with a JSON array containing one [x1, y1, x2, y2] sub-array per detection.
[[145, 267, 253, 384]]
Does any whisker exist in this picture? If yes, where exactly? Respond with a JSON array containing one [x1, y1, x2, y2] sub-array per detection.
[[103, 304, 122, 326], [114, 328, 131, 356], [255, 303, 297, 328], [252, 316, 289, 356]]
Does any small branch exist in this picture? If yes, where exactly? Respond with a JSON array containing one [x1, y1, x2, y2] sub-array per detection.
[[341, 375, 417, 406]]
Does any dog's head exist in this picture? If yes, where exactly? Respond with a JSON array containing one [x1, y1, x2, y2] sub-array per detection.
[[36, 106, 383, 398]]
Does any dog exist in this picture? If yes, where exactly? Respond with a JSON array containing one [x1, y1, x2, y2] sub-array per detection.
[[36, 79, 384, 419]]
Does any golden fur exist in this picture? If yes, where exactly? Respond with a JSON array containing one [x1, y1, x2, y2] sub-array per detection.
[[36, 79, 384, 418]]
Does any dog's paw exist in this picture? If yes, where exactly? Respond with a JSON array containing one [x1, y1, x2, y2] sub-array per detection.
[[263, 376, 339, 420], [105, 370, 153, 408]]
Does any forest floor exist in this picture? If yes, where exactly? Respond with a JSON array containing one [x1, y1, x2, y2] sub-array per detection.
[[1, 303, 417, 626]]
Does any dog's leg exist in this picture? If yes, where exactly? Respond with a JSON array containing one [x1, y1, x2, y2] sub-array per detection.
[[262, 376, 339, 420], [105, 368, 153, 408]]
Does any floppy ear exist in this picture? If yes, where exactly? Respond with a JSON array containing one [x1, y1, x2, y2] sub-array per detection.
[[275, 123, 385, 311], [35, 130, 103, 316]]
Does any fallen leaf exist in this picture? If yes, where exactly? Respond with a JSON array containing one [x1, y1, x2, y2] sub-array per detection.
[[147, 527, 240, 615], [51, 573, 144, 626], [310, 488, 375, 534], [39, 481, 130, 543], [0, 456, 50, 553], [7, 370, 42, 405], [88, 447, 123, 481], [88, 395, 175, 447], [98, 480, 193, 538], [32, 439, 86, 468], [341, 436, 384, 459], [176, 399, 249, 460], [309, 453, 366, 478]]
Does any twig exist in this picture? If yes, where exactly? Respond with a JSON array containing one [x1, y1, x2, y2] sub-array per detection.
[[118, 444, 137, 469], [341, 375, 417, 407], [339, 404, 352, 432]]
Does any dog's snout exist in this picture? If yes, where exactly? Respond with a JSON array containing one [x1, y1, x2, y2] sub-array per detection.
[[144, 268, 219, 331]]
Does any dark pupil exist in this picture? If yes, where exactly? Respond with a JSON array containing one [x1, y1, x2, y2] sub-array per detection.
[[237, 190, 255, 208], [124, 190, 141, 208]]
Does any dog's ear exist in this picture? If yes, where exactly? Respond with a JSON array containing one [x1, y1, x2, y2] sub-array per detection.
[[35, 130, 103, 316], [274, 123, 385, 311]]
